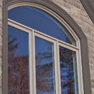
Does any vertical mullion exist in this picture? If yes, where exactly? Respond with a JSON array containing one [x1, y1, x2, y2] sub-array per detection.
[[32, 31, 36, 94], [29, 31, 33, 94], [54, 41, 58, 94], [56, 41, 61, 94]]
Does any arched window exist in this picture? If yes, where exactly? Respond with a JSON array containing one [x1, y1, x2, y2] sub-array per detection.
[[3, 0, 91, 94]]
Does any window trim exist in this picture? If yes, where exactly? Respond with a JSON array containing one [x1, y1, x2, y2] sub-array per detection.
[[3, 0, 91, 94]]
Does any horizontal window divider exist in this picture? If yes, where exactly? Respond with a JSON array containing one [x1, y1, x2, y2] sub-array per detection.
[[34, 31, 79, 50], [58, 40, 79, 52], [35, 31, 79, 52], [8, 18, 79, 52], [8, 18, 33, 33], [34, 31, 56, 43]]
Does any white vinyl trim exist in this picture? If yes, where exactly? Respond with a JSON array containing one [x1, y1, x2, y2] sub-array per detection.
[[32, 31, 37, 94], [76, 41, 84, 94], [56, 41, 61, 94], [29, 30, 32, 94]]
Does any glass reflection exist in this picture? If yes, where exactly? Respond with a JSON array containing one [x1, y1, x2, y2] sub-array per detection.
[[8, 26, 29, 94], [8, 6, 76, 45], [59, 46, 78, 94], [35, 36, 55, 94]]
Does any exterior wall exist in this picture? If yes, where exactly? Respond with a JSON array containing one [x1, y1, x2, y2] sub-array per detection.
[[0, 0, 94, 94], [89, 0, 94, 9]]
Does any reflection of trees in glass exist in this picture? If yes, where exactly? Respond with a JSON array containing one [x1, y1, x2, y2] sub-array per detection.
[[36, 62, 54, 94], [60, 47, 75, 94], [35, 41, 55, 94], [8, 35, 29, 94], [65, 37, 72, 45], [8, 35, 75, 94]]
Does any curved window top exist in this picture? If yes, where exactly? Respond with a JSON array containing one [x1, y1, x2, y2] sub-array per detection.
[[8, 6, 76, 46]]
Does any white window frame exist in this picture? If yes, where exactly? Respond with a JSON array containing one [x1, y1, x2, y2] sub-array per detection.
[[8, 17, 84, 94]]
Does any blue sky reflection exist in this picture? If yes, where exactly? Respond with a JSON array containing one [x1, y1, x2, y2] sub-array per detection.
[[8, 6, 76, 45]]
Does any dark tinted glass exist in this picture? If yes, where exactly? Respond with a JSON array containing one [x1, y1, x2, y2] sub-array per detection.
[[35, 36, 55, 94], [8, 6, 76, 45], [8, 25, 29, 94], [59, 46, 78, 94]]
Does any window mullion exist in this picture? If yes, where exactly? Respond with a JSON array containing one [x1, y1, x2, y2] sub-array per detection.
[[32, 31, 36, 94], [54, 41, 58, 94], [29, 31, 33, 94], [56, 41, 61, 94]]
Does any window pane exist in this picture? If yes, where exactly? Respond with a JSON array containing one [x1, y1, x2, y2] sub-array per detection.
[[35, 36, 55, 94], [8, 6, 76, 45], [59, 46, 78, 94], [8, 26, 29, 94]]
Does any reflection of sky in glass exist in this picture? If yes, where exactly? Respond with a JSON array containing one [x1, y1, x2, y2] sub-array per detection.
[[8, 25, 29, 94], [59, 46, 77, 94], [8, 25, 28, 56], [35, 36, 55, 94], [8, 6, 76, 45]]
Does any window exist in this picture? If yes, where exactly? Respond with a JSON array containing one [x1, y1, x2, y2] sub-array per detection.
[[3, 0, 91, 94], [8, 5, 80, 94]]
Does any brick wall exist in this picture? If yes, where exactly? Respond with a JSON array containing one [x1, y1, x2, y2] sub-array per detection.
[[53, 0, 94, 93], [0, 0, 94, 94]]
